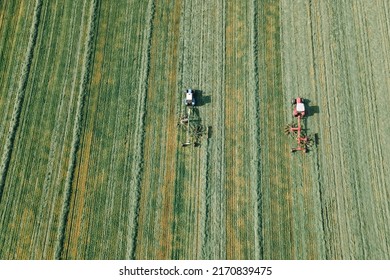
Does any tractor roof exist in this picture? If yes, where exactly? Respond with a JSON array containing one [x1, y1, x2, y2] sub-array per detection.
[[296, 103, 305, 112]]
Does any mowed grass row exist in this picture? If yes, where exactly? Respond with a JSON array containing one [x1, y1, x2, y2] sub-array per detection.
[[280, 0, 326, 259], [2, 0, 389, 260], [256, 0, 295, 259], [0, 0, 41, 198], [62, 0, 151, 259], [132, 0, 266, 259], [0, 1, 35, 160], [224, 0, 261, 259], [312, 0, 390, 259], [134, 0, 182, 259], [171, 0, 226, 259], [136, 0, 263, 259], [197, 0, 227, 259], [171, 0, 207, 260], [0, 0, 90, 259], [281, 0, 390, 259]]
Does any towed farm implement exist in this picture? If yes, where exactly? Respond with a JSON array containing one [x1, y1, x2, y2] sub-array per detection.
[[285, 97, 314, 153], [178, 89, 207, 147]]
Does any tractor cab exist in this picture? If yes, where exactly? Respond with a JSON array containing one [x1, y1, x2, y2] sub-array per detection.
[[292, 97, 306, 117], [184, 89, 195, 106]]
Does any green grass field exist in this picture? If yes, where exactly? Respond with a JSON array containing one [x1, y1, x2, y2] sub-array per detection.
[[0, 0, 389, 259]]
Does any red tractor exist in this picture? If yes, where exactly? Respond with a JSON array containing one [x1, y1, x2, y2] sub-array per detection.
[[285, 97, 312, 153]]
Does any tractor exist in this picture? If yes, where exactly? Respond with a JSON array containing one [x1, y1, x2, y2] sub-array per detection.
[[184, 88, 195, 106], [285, 97, 313, 153]]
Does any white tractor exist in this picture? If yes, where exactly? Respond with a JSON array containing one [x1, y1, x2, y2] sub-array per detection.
[[184, 88, 195, 106]]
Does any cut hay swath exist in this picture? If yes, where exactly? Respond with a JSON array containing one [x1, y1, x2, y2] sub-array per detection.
[[0, 0, 90, 259], [0, 0, 390, 260]]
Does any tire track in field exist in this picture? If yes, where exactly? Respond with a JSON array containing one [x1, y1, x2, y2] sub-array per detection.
[[55, 0, 99, 259], [126, 0, 155, 259], [0, 0, 42, 202]]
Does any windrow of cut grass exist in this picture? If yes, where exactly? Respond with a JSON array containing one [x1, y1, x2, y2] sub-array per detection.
[[249, 0, 263, 259], [171, 0, 227, 259], [258, 0, 297, 259], [2, 0, 390, 260], [62, 0, 152, 259], [134, 0, 182, 259], [224, 0, 262, 259], [55, 0, 99, 259], [127, 0, 155, 259], [281, 0, 390, 259], [0, 0, 42, 201], [0, 0, 90, 259], [0, 1, 35, 159], [279, 0, 326, 259]]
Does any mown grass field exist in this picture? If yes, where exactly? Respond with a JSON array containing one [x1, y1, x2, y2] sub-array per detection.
[[0, 0, 389, 259]]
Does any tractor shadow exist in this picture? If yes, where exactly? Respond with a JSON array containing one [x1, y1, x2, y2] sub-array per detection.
[[302, 99, 319, 134], [304, 99, 320, 117], [193, 89, 211, 107]]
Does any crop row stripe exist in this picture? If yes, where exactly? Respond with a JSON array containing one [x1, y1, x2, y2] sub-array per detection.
[[126, 0, 155, 260], [54, 0, 99, 260], [0, 0, 42, 202], [249, 0, 263, 259]]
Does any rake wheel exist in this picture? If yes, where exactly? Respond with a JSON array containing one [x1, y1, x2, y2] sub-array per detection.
[[284, 123, 297, 136]]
